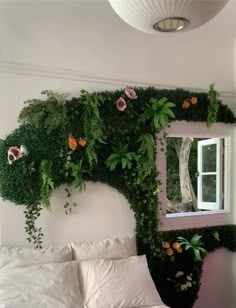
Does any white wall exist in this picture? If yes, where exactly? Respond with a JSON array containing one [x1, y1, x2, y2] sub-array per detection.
[[0, 182, 136, 247], [1, 0, 236, 96], [0, 0, 236, 306]]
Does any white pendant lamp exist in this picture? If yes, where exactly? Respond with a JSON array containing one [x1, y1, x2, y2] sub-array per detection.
[[108, 0, 229, 34]]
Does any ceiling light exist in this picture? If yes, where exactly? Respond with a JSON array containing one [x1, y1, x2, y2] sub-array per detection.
[[108, 0, 229, 34]]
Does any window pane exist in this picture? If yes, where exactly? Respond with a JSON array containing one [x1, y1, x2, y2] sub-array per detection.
[[202, 175, 216, 202], [202, 143, 216, 172]]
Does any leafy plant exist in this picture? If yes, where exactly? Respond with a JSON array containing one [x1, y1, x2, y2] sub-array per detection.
[[64, 187, 78, 215], [105, 144, 137, 171], [24, 203, 43, 249], [143, 97, 175, 131], [18, 90, 69, 134], [136, 134, 155, 183], [207, 83, 220, 127], [65, 160, 86, 191], [40, 160, 54, 209], [80, 90, 105, 167], [177, 234, 207, 262]]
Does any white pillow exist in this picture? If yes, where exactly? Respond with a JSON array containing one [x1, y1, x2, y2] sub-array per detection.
[[71, 235, 136, 261], [0, 261, 84, 308], [0, 245, 72, 269], [78, 255, 164, 308]]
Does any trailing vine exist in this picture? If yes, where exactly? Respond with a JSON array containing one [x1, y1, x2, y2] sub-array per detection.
[[24, 203, 43, 249], [207, 83, 220, 127], [0, 86, 235, 307], [136, 133, 155, 184]]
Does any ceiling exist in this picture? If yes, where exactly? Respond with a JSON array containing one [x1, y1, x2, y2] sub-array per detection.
[[0, 0, 236, 104]]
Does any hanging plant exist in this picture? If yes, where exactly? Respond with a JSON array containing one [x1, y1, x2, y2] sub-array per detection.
[[136, 133, 155, 184], [207, 83, 220, 127]]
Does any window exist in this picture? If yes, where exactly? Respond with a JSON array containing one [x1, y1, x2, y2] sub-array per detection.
[[197, 138, 223, 211], [166, 137, 225, 213], [158, 121, 235, 230]]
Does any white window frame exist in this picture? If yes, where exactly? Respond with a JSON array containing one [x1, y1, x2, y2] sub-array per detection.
[[157, 121, 235, 231], [197, 138, 222, 211]]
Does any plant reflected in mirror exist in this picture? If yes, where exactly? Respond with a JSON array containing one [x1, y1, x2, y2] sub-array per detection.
[[166, 137, 225, 214]]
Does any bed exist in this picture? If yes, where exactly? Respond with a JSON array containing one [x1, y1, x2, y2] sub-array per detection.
[[0, 183, 170, 308]]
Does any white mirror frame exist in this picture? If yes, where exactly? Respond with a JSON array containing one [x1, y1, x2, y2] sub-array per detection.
[[157, 121, 235, 231]]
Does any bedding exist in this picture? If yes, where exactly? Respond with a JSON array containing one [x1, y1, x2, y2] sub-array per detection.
[[0, 241, 170, 308], [0, 261, 83, 308], [0, 245, 72, 269], [78, 255, 165, 308], [71, 234, 136, 260]]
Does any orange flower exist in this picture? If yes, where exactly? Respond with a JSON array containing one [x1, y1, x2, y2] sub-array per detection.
[[191, 96, 198, 104], [182, 100, 190, 109], [176, 246, 183, 253], [78, 137, 87, 147], [166, 248, 174, 256], [68, 134, 77, 151], [172, 242, 181, 251], [162, 242, 170, 249]]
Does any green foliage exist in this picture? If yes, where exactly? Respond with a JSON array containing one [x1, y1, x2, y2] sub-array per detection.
[[65, 160, 86, 191], [143, 97, 175, 131], [207, 83, 220, 127], [136, 134, 155, 183], [177, 234, 207, 262], [24, 203, 43, 249], [18, 90, 69, 134], [0, 86, 235, 308], [39, 160, 54, 209], [63, 187, 78, 215], [105, 144, 137, 171], [80, 90, 105, 167], [0, 124, 63, 206]]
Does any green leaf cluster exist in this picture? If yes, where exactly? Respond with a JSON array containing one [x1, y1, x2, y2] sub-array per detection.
[[80, 90, 105, 167], [136, 134, 155, 183], [39, 160, 54, 209], [177, 234, 207, 262], [18, 90, 69, 134], [65, 160, 86, 192], [207, 83, 220, 127], [105, 144, 137, 171], [24, 203, 43, 249], [143, 97, 176, 130]]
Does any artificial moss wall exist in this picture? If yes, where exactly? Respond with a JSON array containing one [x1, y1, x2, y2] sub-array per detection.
[[0, 86, 235, 307]]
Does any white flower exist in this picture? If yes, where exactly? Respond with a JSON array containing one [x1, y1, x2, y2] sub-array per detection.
[[187, 275, 192, 281], [180, 284, 188, 291], [175, 271, 184, 278], [186, 281, 192, 288]]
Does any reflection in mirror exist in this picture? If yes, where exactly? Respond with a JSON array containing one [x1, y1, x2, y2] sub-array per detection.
[[166, 137, 225, 214]]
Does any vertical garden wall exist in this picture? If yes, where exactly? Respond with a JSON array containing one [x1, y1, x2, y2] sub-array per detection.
[[0, 86, 235, 308]]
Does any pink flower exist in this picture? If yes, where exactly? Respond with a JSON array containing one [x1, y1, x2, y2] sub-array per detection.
[[125, 88, 137, 100], [116, 97, 127, 111], [7, 145, 28, 164]]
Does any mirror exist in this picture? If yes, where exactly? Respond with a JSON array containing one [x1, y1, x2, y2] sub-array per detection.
[[166, 137, 225, 214]]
